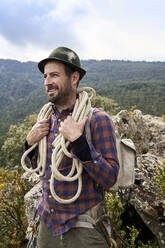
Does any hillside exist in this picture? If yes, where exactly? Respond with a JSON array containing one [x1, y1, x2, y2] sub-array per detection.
[[0, 59, 165, 136], [81, 60, 165, 116]]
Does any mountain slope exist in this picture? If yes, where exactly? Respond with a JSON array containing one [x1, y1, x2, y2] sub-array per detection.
[[0, 59, 165, 136]]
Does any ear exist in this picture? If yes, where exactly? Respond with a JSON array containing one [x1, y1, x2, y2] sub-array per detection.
[[71, 71, 80, 89]]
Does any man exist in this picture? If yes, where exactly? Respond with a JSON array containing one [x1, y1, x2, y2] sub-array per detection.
[[25, 47, 119, 248]]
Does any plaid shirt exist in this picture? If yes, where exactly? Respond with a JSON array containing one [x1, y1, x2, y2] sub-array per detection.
[[30, 106, 119, 236]]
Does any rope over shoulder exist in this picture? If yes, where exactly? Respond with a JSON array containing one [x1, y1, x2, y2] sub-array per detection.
[[21, 87, 96, 204]]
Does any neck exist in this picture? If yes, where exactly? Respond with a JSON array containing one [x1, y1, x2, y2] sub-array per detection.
[[55, 94, 77, 113]]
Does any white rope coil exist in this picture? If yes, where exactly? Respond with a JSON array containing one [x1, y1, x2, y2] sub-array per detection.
[[21, 87, 96, 204]]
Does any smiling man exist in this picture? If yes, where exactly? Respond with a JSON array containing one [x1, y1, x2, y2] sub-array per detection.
[[44, 61, 76, 109], [25, 47, 119, 248]]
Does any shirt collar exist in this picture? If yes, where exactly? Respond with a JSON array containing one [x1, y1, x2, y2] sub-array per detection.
[[52, 104, 74, 117]]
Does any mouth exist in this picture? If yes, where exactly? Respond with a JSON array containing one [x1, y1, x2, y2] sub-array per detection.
[[47, 90, 58, 98], [47, 85, 58, 93]]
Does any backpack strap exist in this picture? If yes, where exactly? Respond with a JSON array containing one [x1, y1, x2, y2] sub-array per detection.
[[85, 107, 95, 142], [110, 131, 136, 191]]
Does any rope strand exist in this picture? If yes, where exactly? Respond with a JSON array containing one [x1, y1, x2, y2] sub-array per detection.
[[21, 87, 96, 204]]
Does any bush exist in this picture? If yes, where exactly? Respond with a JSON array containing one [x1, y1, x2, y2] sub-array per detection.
[[105, 192, 160, 247], [1, 114, 37, 168], [92, 95, 120, 115], [0, 167, 30, 248], [162, 114, 165, 122], [154, 161, 165, 216]]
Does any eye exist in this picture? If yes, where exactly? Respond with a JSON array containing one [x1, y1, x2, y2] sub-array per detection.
[[52, 73, 58, 77]]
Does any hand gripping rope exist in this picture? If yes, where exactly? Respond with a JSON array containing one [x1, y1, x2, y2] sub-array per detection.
[[21, 87, 96, 204]]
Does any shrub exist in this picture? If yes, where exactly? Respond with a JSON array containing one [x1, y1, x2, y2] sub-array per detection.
[[162, 114, 165, 122], [0, 167, 30, 248], [105, 192, 160, 247], [1, 114, 37, 168], [154, 161, 165, 216]]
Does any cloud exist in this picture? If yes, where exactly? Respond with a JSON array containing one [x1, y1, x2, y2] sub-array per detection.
[[0, 35, 49, 61], [0, 0, 165, 61], [0, 0, 91, 61], [0, 0, 81, 49], [74, 0, 165, 61]]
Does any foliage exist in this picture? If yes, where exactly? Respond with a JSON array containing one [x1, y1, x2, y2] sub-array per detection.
[[120, 225, 139, 248], [105, 192, 160, 247], [0, 135, 6, 165], [137, 241, 160, 248], [106, 192, 124, 230], [1, 114, 37, 168], [154, 161, 165, 216], [162, 114, 165, 122], [92, 95, 120, 115], [0, 167, 30, 248], [95, 80, 165, 117], [128, 105, 137, 117]]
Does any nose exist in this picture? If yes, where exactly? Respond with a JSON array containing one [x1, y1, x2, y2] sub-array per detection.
[[44, 75, 52, 86]]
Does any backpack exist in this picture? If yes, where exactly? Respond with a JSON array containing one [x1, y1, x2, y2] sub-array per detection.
[[85, 108, 136, 191]]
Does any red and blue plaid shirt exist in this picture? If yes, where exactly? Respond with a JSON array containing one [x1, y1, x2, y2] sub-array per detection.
[[30, 106, 119, 236]]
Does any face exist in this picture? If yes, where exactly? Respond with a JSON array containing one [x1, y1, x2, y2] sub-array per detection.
[[44, 61, 74, 105]]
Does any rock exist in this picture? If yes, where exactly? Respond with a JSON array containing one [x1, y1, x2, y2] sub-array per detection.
[[112, 110, 151, 154], [21, 171, 40, 187], [119, 153, 165, 247], [107, 111, 165, 246], [112, 110, 165, 156], [22, 172, 42, 239], [142, 114, 165, 157]]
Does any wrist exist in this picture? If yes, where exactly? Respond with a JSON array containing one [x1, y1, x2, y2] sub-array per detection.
[[26, 135, 34, 146], [70, 131, 82, 142]]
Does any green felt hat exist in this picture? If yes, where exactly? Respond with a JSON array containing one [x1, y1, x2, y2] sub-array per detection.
[[38, 47, 86, 80]]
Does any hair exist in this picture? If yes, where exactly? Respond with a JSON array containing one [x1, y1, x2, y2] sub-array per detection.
[[63, 63, 80, 87]]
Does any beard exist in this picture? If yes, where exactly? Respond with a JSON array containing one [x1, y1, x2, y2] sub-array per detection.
[[47, 81, 73, 105]]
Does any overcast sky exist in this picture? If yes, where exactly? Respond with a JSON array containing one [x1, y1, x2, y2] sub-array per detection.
[[0, 0, 165, 62]]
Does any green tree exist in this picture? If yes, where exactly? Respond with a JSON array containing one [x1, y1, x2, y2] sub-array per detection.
[[1, 114, 37, 168], [92, 95, 120, 115]]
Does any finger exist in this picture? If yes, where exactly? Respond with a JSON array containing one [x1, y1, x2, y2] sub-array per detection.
[[38, 122, 50, 128], [66, 115, 72, 121], [60, 121, 64, 127], [79, 117, 88, 127], [41, 126, 50, 132], [38, 119, 50, 124]]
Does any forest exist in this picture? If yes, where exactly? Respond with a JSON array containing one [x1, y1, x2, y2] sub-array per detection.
[[0, 58, 165, 139]]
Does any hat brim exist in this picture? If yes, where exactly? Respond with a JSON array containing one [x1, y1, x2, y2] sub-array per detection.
[[38, 57, 86, 80]]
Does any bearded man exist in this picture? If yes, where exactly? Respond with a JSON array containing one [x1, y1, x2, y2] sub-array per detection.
[[25, 47, 119, 248]]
